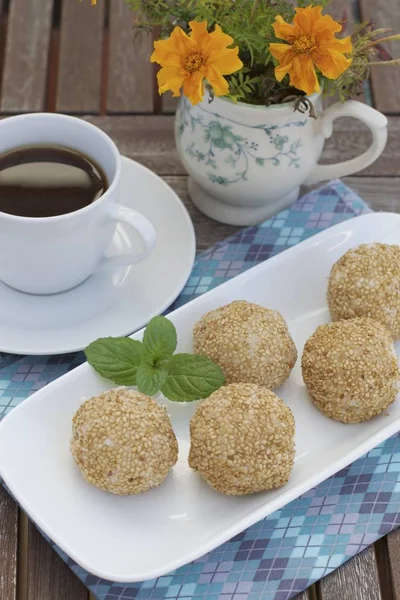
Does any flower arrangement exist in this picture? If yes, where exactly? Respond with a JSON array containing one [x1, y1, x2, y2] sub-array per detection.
[[89, 0, 400, 109]]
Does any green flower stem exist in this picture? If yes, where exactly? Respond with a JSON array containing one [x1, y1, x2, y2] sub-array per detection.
[[250, 0, 261, 23], [368, 35, 400, 46]]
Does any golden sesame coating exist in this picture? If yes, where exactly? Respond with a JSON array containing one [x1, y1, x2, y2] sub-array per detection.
[[327, 243, 400, 339], [188, 383, 295, 495], [193, 301, 297, 389], [71, 389, 178, 495], [301, 318, 400, 424]]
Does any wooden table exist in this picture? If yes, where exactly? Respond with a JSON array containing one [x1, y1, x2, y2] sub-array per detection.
[[0, 0, 399, 598]]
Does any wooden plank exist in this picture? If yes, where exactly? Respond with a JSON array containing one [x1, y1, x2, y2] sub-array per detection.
[[0, 0, 6, 99], [318, 546, 382, 600], [0, 489, 18, 600], [56, 0, 105, 113], [327, 0, 356, 31], [162, 92, 179, 114], [323, 0, 366, 106], [18, 512, 28, 600], [84, 115, 400, 177], [374, 537, 396, 600], [387, 529, 400, 599], [27, 521, 88, 600], [1, 0, 53, 112], [85, 115, 180, 174], [107, 3, 153, 113], [294, 592, 313, 600], [359, 0, 400, 114], [340, 177, 400, 213]]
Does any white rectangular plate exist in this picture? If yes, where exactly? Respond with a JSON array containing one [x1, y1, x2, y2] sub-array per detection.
[[1, 212, 400, 583]]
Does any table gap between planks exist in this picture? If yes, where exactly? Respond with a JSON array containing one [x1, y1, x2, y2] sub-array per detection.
[[0, 0, 399, 599]]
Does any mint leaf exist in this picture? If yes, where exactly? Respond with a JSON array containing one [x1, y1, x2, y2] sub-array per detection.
[[142, 316, 177, 361], [161, 354, 225, 402], [85, 337, 143, 385], [137, 361, 168, 396]]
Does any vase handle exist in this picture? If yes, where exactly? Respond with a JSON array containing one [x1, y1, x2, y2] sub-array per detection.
[[304, 101, 388, 185]]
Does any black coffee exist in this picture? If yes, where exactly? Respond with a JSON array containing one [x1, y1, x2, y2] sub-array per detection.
[[0, 145, 108, 218]]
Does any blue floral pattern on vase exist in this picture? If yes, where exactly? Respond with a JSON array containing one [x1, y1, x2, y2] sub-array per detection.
[[178, 98, 307, 186]]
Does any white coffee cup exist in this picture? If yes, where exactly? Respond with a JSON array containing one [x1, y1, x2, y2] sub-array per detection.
[[0, 113, 157, 295]]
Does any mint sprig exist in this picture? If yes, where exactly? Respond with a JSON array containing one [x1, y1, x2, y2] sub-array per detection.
[[84, 316, 225, 402]]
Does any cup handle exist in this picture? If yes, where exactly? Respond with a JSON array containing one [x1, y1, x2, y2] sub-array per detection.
[[98, 205, 157, 270], [304, 100, 388, 185]]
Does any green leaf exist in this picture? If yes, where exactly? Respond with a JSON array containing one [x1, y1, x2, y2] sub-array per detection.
[[161, 354, 225, 402], [136, 361, 168, 396], [255, 158, 265, 166], [142, 316, 177, 361], [85, 337, 143, 385]]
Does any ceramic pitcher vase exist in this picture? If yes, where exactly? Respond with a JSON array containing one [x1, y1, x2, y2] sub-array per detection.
[[175, 92, 388, 226]]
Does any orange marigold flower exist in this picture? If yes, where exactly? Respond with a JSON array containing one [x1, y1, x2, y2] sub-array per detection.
[[269, 6, 353, 96], [151, 20, 243, 106]]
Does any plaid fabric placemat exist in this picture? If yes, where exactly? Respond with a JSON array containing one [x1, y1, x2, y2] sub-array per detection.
[[4, 180, 400, 600]]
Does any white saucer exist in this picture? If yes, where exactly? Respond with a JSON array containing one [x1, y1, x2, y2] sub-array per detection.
[[0, 157, 196, 355]]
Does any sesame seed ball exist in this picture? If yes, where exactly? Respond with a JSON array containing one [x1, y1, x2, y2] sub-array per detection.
[[71, 389, 178, 495], [327, 243, 400, 339], [188, 383, 295, 495], [301, 318, 400, 424], [193, 301, 297, 389]]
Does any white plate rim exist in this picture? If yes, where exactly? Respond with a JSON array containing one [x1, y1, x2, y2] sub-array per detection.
[[0, 156, 196, 356], [1, 212, 400, 582]]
